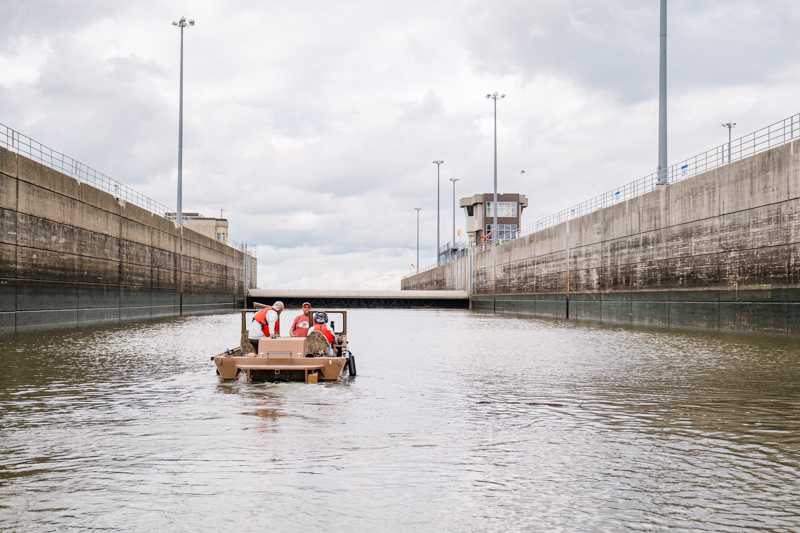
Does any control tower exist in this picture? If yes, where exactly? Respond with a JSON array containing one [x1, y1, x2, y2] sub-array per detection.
[[460, 193, 528, 245]]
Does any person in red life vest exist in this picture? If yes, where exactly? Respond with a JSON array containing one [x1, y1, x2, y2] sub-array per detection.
[[290, 302, 313, 337], [306, 311, 336, 355], [248, 301, 284, 347]]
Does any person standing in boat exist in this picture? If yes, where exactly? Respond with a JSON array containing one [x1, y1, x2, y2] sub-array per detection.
[[249, 301, 284, 346], [289, 302, 313, 337]]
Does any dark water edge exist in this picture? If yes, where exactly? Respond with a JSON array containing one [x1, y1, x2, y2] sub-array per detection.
[[1, 309, 799, 532], [472, 292, 800, 337]]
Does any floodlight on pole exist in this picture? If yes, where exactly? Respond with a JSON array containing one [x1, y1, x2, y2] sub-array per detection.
[[172, 15, 194, 317], [721, 122, 736, 163], [172, 16, 195, 229], [657, 0, 668, 185], [486, 92, 505, 238], [432, 160, 443, 264], [414, 208, 422, 274]]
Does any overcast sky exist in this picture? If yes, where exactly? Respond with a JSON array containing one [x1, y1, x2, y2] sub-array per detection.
[[2, 0, 800, 289]]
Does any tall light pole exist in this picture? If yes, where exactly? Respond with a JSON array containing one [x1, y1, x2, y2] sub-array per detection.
[[657, 0, 668, 185], [722, 122, 736, 163], [173, 15, 194, 317], [486, 92, 505, 238], [432, 161, 443, 264], [173, 16, 195, 229], [450, 178, 459, 257], [414, 208, 422, 274]]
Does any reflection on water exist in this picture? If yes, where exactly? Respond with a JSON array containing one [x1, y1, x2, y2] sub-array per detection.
[[1, 311, 799, 532]]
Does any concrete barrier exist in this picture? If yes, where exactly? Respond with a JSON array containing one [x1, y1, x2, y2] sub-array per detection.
[[0, 146, 256, 333], [248, 289, 469, 309], [402, 141, 800, 335]]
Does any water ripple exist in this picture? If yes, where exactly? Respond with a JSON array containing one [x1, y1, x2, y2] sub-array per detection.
[[1, 311, 799, 532]]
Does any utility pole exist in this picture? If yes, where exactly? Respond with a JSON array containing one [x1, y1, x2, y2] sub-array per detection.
[[657, 0, 668, 185], [722, 122, 736, 163], [432, 161, 443, 264], [414, 208, 422, 274], [450, 178, 459, 260], [566, 213, 570, 320], [173, 15, 195, 230], [172, 15, 194, 316], [486, 92, 505, 236]]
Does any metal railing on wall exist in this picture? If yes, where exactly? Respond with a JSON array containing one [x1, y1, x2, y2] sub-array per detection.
[[0, 122, 256, 256], [405, 112, 800, 279]]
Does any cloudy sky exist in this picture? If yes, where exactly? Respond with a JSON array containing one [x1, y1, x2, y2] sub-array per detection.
[[2, 0, 799, 289]]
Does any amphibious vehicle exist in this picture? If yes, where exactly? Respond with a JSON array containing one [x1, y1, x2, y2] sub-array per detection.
[[212, 307, 356, 383]]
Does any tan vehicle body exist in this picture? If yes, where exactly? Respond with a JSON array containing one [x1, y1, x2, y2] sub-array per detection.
[[213, 308, 350, 383]]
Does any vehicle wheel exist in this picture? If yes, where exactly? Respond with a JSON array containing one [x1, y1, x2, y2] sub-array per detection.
[[348, 354, 357, 376]]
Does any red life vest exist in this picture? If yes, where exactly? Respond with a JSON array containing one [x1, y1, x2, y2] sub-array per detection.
[[312, 323, 334, 343], [253, 307, 280, 336]]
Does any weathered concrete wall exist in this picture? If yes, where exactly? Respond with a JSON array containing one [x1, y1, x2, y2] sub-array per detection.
[[0, 146, 256, 332], [401, 255, 470, 291], [402, 141, 800, 335]]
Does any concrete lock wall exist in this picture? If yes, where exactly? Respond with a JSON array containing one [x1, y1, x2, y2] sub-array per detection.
[[0, 146, 256, 333], [402, 141, 800, 335], [401, 254, 471, 292]]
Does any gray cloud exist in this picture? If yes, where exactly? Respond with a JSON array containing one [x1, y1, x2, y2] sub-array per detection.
[[1, 0, 798, 288], [456, 0, 800, 103]]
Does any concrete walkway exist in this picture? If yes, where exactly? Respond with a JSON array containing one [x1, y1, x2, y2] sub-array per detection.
[[247, 289, 468, 309]]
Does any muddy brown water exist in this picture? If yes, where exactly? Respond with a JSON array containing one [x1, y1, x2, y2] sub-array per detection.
[[1, 310, 799, 532]]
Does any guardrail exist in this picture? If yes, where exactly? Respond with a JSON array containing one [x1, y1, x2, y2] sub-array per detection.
[[0, 122, 255, 255], [405, 112, 800, 279]]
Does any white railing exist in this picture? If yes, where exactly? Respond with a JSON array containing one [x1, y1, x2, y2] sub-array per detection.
[[0, 122, 256, 254], [405, 112, 800, 279]]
